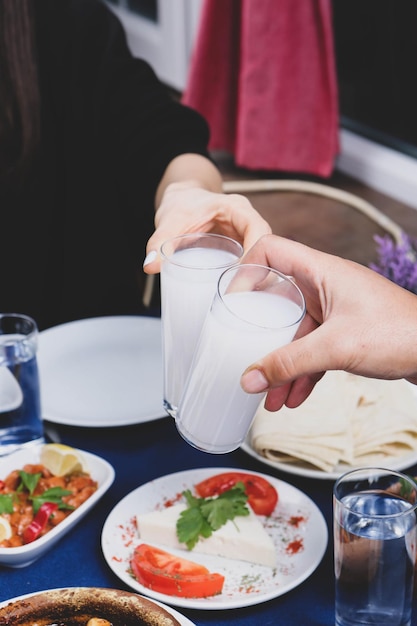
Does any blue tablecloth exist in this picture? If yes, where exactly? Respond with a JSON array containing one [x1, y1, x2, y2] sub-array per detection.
[[1, 415, 416, 625]]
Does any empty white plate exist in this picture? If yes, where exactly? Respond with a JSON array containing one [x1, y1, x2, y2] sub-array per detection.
[[38, 316, 165, 427]]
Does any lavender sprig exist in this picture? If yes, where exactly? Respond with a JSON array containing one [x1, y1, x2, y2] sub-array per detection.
[[369, 233, 417, 295]]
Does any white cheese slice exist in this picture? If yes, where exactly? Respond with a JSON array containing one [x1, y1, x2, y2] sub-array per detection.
[[136, 504, 276, 568]]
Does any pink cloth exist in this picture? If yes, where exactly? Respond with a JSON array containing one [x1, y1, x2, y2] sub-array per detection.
[[182, 0, 339, 177]]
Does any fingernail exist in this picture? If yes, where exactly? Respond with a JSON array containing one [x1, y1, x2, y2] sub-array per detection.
[[241, 369, 269, 393], [143, 250, 157, 267]]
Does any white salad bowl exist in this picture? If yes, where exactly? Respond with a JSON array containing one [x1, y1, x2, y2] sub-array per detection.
[[0, 444, 114, 568]]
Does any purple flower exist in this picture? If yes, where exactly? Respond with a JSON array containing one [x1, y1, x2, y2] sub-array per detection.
[[369, 233, 417, 295]]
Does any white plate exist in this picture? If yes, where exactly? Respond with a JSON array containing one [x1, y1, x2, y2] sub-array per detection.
[[0, 444, 115, 567], [241, 439, 417, 481], [0, 589, 196, 626], [101, 467, 328, 610], [242, 377, 417, 481], [242, 379, 417, 481], [38, 316, 164, 427]]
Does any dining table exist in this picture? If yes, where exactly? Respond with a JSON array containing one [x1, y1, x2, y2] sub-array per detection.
[[2, 162, 417, 621], [1, 381, 417, 626]]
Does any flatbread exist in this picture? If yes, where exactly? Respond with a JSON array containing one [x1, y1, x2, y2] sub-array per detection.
[[249, 371, 417, 473]]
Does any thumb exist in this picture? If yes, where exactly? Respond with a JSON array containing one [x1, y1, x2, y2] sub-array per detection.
[[240, 325, 338, 393]]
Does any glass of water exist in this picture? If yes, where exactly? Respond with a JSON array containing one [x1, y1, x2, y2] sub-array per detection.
[[0, 313, 44, 455], [333, 467, 417, 626]]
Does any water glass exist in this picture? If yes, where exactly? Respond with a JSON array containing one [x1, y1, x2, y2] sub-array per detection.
[[334, 467, 417, 626], [160, 232, 243, 417], [0, 313, 44, 455], [175, 263, 305, 453]]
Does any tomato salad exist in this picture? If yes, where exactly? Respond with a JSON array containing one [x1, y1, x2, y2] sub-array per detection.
[[130, 471, 278, 599], [0, 463, 98, 546], [195, 471, 278, 516], [131, 544, 225, 598]]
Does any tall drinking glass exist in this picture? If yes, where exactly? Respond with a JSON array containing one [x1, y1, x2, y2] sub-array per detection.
[[160, 233, 243, 417], [175, 263, 305, 453], [0, 313, 44, 455], [334, 467, 417, 626]]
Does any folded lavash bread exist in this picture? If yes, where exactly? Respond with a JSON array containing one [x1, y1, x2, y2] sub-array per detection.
[[249, 371, 417, 473]]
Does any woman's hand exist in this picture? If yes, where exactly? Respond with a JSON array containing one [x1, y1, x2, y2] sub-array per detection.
[[143, 154, 271, 273], [239, 234, 417, 411]]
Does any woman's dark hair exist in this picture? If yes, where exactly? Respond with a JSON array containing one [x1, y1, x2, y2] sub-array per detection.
[[0, 0, 41, 177]]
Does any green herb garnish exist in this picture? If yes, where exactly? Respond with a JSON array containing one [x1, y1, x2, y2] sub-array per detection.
[[0, 494, 14, 514], [18, 470, 42, 495], [17, 470, 74, 514], [177, 482, 250, 550], [31, 487, 74, 515]]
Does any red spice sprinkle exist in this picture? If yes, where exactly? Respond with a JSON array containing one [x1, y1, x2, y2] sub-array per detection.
[[286, 538, 304, 554], [163, 492, 183, 507], [118, 518, 137, 548], [288, 515, 306, 527]]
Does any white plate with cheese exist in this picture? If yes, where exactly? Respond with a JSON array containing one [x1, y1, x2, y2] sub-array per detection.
[[101, 467, 328, 610]]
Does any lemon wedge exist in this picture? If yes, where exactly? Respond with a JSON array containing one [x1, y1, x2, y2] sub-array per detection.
[[40, 443, 86, 476], [0, 516, 12, 542]]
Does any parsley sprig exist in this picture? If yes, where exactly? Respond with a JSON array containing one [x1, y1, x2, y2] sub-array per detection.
[[177, 482, 250, 550]]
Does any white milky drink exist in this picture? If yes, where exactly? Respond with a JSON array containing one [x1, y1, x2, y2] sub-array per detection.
[[176, 281, 305, 453], [160, 235, 243, 417]]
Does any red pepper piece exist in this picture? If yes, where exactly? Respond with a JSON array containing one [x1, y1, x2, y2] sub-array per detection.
[[23, 502, 59, 544]]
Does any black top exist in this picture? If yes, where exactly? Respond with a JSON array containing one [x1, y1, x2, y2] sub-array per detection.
[[1, 0, 210, 330]]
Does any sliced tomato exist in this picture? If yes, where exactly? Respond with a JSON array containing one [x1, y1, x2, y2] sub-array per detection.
[[195, 471, 278, 516], [130, 544, 225, 598]]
